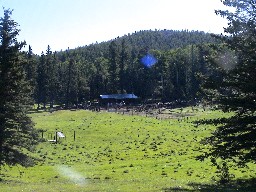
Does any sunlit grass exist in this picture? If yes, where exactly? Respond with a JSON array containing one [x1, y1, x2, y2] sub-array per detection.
[[0, 107, 254, 191]]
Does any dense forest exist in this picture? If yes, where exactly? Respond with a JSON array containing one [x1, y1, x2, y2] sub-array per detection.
[[25, 29, 219, 108]]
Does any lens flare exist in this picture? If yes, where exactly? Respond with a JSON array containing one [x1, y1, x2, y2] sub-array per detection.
[[215, 50, 238, 71], [141, 53, 158, 68], [56, 165, 86, 186]]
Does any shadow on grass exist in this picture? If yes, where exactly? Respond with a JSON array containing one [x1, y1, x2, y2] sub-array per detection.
[[163, 178, 256, 192]]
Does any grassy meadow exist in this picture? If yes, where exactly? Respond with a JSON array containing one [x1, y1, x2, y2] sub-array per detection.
[[0, 107, 255, 191]]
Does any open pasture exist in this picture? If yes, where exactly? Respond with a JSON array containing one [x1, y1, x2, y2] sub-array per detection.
[[0, 107, 255, 191]]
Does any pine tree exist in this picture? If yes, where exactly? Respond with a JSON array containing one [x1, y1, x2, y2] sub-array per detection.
[[119, 39, 128, 94], [198, 0, 256, 165], [108, 40, 120, 93], [0, 9, 39, 167], [36, 52, 47, 108], [25, 45, 37, 100], [45, 45, 56, 108], [65, 54, 79, 108]]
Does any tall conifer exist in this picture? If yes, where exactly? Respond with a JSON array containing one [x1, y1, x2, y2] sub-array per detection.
[[0, 9, 39, 167], [199, 0, 256, 165]]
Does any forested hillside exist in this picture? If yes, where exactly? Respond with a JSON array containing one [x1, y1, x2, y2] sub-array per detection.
[[25, 29, 218, 108]]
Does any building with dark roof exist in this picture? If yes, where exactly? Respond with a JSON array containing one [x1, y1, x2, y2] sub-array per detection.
[[100, 94, 138, 100]]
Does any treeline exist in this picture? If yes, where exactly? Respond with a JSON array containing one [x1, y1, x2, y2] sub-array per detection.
[[24, 29, 218, 108]]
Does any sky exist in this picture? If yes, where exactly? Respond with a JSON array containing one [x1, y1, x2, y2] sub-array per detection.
[[1, 0, 230, 54]]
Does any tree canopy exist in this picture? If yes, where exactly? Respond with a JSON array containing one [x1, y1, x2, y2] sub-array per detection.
[[198, 0, 256, 166], [0, 9, 39, 167]]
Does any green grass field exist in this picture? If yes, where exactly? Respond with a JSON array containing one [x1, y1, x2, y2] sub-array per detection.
[[0, 107, 255, 191]]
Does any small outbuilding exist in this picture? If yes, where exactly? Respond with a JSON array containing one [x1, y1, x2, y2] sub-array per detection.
[[99, 93, 139, 106], [100, 93, 138, 100]]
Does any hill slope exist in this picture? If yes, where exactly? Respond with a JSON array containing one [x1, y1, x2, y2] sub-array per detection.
[[32, 29, 218, 107]]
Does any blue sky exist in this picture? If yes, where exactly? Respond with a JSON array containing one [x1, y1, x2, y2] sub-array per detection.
[[1, 0, 229, 54]]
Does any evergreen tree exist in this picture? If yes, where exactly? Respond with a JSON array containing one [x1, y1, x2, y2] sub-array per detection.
[[55, 55, 65, 104], [0, 9, 39, 167], [89, 57, 108, 98], [25, 45, 37, 101], [119, 39, 128, 94], [45, 45, 57, 108], [65, 55, 79, 108], [198, 0, 256, 165], [108, 40, 120, 93], [36, 52, 47, 108]]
